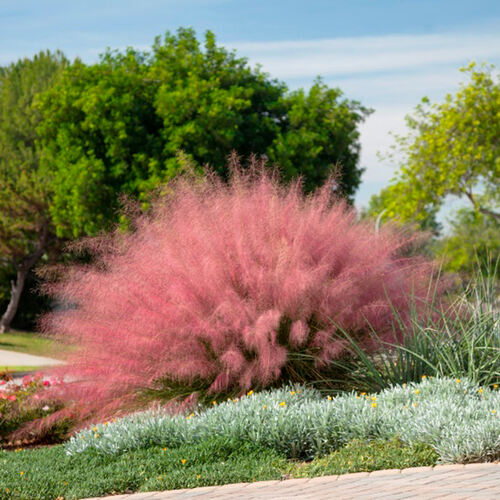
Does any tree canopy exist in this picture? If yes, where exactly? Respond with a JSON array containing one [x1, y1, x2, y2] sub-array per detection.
[[366, 63, 500, 226], [37, 28, 370, 238], [0, 50, 67, 331], [0, 29, 370, 330]]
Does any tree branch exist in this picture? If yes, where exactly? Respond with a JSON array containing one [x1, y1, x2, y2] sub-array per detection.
[[464, 190, 500, 221]]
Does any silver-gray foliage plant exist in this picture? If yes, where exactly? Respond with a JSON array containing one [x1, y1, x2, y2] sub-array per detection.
[[66, 377, 500, 464]]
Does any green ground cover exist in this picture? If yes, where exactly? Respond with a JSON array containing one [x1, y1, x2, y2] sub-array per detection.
[[1, 377, 497, 499], [0, 437, 436, 500]]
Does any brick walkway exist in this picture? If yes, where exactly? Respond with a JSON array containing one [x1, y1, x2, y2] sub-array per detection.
[[89, 462, 500, 499]]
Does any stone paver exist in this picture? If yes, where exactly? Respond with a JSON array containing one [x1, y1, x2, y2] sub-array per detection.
[[86, 462, 500, 499]]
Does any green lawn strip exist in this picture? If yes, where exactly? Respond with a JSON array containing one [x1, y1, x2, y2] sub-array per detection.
[[0, 366, 45, 374], [0, 437, 436, 500], [287, 437, 437, 477], [0, 331, 65, 359]]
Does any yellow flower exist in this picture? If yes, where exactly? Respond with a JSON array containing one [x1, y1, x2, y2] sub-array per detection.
[[371, 396, 377, 401], [493, 384, 498, 389], [104, 422, 109, 426], [94, 433, 99, 438], [247, 390, 254, 396], [361, 392, 366, 396], [355, 395, 360, 399], [263, 405, 267, 409], [414, 390, 420, 395], [92, 426, 98, 432], [181, 459, 187, 465], [456, 378, 461, 384], [478, 388, 483, 394], [290, 391, 296, 396], [371, 402, 377, 408], [20, 471, 24, 476], [297, 389, 301, 394], [421, 375, 427, 379], [5, 489, 9, 493], [197, 474, 201, 479], [163, 447, 167, 451], [404, 405, 408, 410], [279, 401, 286, 407], [413, 402, 418, 408], [233, 398, 238, 403], [492, 410, 497, 415], [158, 475, 163, 480], [402, 383, 407, 388], [186, 413, 195, 420], [212, 400, 217, 405], [327, 395, 332, 401]]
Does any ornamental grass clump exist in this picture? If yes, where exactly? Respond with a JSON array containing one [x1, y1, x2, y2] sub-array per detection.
[[39, 161, 442, 426]]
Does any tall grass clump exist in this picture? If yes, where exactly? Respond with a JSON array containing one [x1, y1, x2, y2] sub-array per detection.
[[327, 264, 499, 392], [35, 160, 443, 427]]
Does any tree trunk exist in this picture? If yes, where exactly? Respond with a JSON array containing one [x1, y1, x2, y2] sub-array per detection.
[[0, 269, 28, 333], [0, 222, 49, 333]]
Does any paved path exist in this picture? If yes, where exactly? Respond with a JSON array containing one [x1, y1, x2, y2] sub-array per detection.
[[0, 348, 64, 368], [88, 462, 500, 499]]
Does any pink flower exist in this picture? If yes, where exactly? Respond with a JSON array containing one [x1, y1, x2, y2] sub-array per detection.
[[42, 380, 51, 387], [8, 395, 16, 401]]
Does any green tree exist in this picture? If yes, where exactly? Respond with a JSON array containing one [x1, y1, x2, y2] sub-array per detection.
[[366, 63, 500, 276], [434, 209, 499, 278], [0, 51, 67, 332], [268, 78, 369, 197], [0, 29, 370, 329], [367, 63, 500, 225], [38, 28, 370, 237]]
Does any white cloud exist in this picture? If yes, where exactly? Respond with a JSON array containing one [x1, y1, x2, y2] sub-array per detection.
[[227, 29, 500, 215], [229, 32, 500, 79]]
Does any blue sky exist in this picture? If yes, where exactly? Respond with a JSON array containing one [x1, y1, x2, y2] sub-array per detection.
[[1, 0, 500, 216]]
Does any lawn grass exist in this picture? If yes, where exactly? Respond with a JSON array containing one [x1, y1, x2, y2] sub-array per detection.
[[0, 366, 47, 374], [0, 331, 64, 359], [0, 437, 436, 500]]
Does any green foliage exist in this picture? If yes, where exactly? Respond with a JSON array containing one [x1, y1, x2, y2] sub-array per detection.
[[367, 63, 500, 226], [37, 28, 370, 237], [366, 63, 500, 276], [0, 51, 67, 331], [327, 268, 500, 391], [0, 51, 66, 263], [434, 209, 500, 278], [288, 437, 437, 477], [0, 52, 66, 267], [268, 78, 370, 197]]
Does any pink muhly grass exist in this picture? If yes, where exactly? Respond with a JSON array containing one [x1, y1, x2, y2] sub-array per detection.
[[38, 162, 443, 426]]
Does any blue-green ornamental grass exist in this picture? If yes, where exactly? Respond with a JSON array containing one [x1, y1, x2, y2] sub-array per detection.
[[67, 377, 500, 464]]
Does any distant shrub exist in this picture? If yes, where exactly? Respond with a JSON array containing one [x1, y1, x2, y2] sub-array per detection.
[[39, 162, 442, 426]]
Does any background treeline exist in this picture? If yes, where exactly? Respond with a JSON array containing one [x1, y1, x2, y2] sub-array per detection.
[[0, 29, 370, 332], [0, 29, 498, 332]]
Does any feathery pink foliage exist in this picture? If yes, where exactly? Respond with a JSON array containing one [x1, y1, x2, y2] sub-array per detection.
[[41, 164, 442, 423]]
